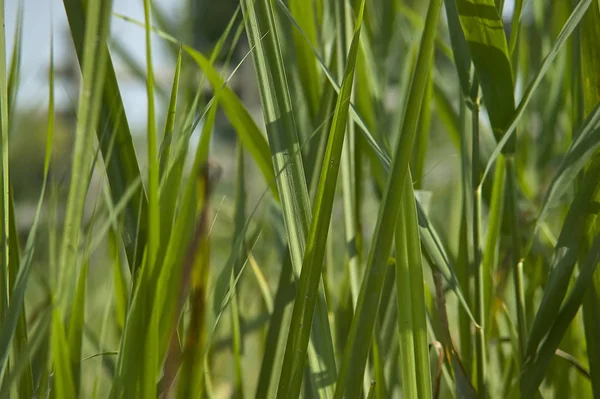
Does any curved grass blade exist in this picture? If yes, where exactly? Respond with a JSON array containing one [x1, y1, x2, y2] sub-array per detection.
[[334, 0, 443, 396], [276, 1, 365, 396], [183, 46, 277, 198], [534, 102, 600, 232]]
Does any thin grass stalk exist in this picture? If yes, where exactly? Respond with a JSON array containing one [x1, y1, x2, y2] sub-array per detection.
[[231, 142, 246, 398], [471, 99, 486, 398], [505, 156, 526, 367], [457, 97, 473, 378], [0, 0, 9, 325]]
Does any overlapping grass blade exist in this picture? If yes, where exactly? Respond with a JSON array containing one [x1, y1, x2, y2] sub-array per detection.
[[521, 229, 600, 397], [276, 1, 365, 396], [289, 0, 321, 122], [276, 0, 476, 326], [57, 0, 112, 311], [525, 156, 600, 367], [482, 0, 592, 180], [240, 0, 337, 396], [63, 0, 149, 272], [183, 46, 276, 197], [455, 0, 516, 149], [333, 0, 443, 396]]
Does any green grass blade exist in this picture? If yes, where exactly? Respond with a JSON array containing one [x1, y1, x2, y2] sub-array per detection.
[[579, 4, 600, 395], [67, 260, 88, 394], [397, 176, 433, 399], [183, 46, 277, 197], [482, 0, 592, 180], [289, 0, 321, 122], [7, 0, 23, 121], [521, 230, 600, 397], [333, 0, 443, 396], [395, 181, 419, 399], [276, 0, 476, 328], [0, 0, 9, 328], [455, 0, 516, 152], [534, 102, 600, 232], [525, 156, 600, 364], [63, 0, 149, 273], [443, 0, 475, 98], [240, 0, 337, 395], [276, 1, 365, 396], [51, 308, 76, 398], [57, 0, 112, 310], [158, 46, 183, 181], [230, 142, 246, 398], [255, 250, 294, 399]]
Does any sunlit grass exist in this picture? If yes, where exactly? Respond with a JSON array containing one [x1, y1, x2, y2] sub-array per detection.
[[1, 0, 600, 398]]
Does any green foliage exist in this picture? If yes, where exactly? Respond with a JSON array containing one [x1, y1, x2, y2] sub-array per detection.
[[1, 0, 600, 398]]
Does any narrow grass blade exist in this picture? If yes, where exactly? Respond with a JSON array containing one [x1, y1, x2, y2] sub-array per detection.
[[276, 1, 365, 396], [158, 46, 183, 181], [7, 0, 23, 121], [67, 260, 88, 394], [334, 0, 443, 396], [51, 308, 76, 398]]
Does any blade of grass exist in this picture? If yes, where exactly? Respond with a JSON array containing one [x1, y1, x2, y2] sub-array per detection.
[[276, 1, 365, 396], [482, 0, 592, 181], [63, 0, 149, 273], [276, 0, 477, 327], [240, 0, 338, 395], [158, 46, 183, 181], [521, 230, 600, 397], [67, 260, 88, 395], [333, 0, 443, 396], [51, 308, 76, 398], [57, 0, 112, 308], [579, 3, 600, 395], [7, 0, 23, 122], [525, 156, 600, 367]]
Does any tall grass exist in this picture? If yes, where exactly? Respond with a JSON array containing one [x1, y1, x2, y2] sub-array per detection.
[[1, 0, 600, 398]]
